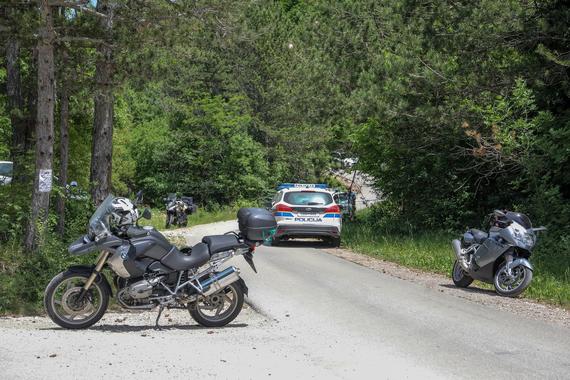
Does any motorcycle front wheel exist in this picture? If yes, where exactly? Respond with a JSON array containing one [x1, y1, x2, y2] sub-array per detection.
[[44, 270, 110, 329], [188, 282, 244, 327], [451, 260, 473, 288], [493, 263, 533, 297]]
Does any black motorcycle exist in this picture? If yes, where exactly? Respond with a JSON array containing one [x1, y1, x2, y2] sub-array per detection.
[[44, 195, 276, 329]]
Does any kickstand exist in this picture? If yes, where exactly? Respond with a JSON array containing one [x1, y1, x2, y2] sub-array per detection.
[[154, 305, 164, 330]]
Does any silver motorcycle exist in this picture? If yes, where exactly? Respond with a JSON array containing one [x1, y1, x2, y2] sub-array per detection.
[[451, 210, 546, 297]]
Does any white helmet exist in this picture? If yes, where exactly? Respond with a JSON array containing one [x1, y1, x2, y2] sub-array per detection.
[[110, 197, 138, 226]]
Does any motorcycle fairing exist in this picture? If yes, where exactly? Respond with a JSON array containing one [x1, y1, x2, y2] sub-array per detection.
[[473, 237, 509, 268], [468, 261, 495, 283], [68, 235, 123, 256]]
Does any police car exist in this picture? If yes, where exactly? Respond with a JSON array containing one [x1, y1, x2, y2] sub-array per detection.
[[271, 183, 342, 247]]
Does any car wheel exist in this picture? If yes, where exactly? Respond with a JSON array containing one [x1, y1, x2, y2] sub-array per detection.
[[329, 237, 341, 248]]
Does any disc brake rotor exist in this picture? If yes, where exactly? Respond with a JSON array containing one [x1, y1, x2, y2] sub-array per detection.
[[60, 287, 93, 316]]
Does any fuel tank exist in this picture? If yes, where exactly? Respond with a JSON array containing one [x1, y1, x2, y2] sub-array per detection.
[[129, 228, 174, 260]]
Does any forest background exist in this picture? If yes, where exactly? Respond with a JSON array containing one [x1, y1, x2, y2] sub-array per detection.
[[0, 0, 568, 311]]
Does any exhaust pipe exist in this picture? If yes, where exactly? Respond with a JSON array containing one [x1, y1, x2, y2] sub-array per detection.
[[451, 239, 469, 271], [200, 266, 241, 297]]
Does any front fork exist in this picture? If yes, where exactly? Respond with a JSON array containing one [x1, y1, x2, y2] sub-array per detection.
[[505, 253, 514, 276], [79, 250, 110, 299]]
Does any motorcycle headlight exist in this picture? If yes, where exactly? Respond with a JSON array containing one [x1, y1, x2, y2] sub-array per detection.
[[513, 229, 535, 248]]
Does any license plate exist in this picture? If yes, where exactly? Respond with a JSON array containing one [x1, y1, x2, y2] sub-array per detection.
[[298, 213, 319, 217]]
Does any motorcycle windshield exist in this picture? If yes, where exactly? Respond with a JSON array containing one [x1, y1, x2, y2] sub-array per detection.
[[88, 194, 115, 239], [506, 211, 532, 229]]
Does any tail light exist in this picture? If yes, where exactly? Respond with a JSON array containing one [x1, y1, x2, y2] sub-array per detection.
[[275, 204, 293, 212], [324, 204, 340, 213]]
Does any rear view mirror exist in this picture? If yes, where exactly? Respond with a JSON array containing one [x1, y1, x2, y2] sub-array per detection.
[[141, 208, 152, 220]]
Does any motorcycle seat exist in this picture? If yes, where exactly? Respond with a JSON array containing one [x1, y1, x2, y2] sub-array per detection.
[[161, 243, 210, 270], [202, 235, 240, 254], [469, 228, 488, 244]]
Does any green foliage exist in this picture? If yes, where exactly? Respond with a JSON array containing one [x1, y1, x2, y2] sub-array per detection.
[[0, 234, 92, 314]]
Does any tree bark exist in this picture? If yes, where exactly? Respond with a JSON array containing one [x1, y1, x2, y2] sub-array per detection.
[[24, 0, 55, 251], [56, 58, 69, 237], [5, 36, 29, 182], [90, 0, 114, 205], [6, 37, 24, 152]]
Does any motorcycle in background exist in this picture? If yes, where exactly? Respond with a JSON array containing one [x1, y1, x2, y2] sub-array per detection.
[[451, 210, 546, 297], [165, 194, 197, 228]]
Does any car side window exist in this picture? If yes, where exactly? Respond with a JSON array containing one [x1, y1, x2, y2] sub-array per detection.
[[272, 192, 282, 205]]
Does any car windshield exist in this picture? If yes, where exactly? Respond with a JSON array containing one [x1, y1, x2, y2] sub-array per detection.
[[0, 162, 13, 177], [284, 191, 333, 206], [88, 194, 115, 238]]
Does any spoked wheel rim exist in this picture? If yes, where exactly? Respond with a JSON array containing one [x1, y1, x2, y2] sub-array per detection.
[[194, 285, 240, 323], [495, 266, 526, 292], [49, 276, 104, 326]]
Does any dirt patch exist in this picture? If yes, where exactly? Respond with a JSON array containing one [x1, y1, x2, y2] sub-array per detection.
[[324, 247, 570, 328]]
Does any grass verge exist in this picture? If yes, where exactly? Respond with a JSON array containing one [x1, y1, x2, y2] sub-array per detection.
[[341, 222, 570, 309]]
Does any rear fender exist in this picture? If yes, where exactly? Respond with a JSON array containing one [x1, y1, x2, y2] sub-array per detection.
[[236, 277, 249, 296]]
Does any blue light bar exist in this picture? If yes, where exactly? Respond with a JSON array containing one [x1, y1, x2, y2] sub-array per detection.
[[277, 183, 329, 190]]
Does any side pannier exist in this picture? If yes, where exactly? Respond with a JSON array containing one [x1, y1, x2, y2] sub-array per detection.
[[237, 208, 277, 242]]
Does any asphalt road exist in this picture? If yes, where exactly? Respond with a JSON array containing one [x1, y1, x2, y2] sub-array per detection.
[[1, 221, 569, 379], [244, 240, 570, 379]]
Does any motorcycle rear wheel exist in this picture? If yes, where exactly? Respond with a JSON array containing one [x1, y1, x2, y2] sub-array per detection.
[[44, 271, 110, 329], [494, 263, 532, 297], [451, 260, 473, 288], [188, 282, 244, 327]]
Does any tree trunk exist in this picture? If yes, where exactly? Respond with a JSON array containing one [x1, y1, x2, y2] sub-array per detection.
[[56, 64, 69, 237], [90, 0, 114, 205], [24, 0, 55, 252], [6, 37, 24, 151], [5, 36, 28, 181]]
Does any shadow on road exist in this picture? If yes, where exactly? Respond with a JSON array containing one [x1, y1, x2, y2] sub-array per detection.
[[43, 323, 248, 332], [439, 283, 498, 297], [270, 239, 333, 250]]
